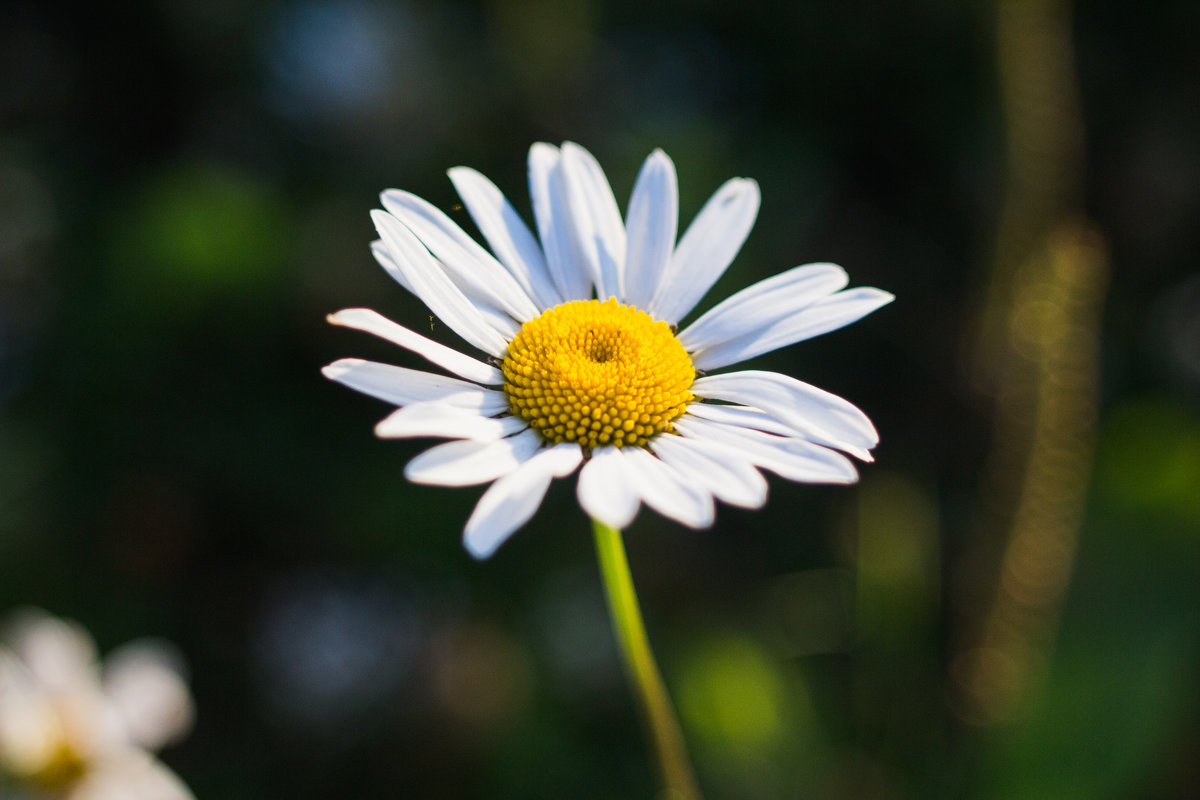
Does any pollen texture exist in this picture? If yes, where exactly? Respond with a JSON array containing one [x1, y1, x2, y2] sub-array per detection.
[[503, 298, 695, 449]]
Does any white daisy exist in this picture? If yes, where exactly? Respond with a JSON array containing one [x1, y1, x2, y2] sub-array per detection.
[[324, 142, 893, 558], [0, 609, 195, 800]]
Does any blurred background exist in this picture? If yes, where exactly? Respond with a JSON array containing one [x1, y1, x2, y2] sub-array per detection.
[[1, 0, 1197, 797]]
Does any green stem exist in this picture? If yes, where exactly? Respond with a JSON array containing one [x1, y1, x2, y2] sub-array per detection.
[[592, 518, 703, 800]]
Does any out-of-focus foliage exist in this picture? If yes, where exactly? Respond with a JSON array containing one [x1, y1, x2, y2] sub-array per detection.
[[1, 1, 1197, 798]]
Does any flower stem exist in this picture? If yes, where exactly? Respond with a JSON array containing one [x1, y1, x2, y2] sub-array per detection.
[[592, 518, 703, 800]]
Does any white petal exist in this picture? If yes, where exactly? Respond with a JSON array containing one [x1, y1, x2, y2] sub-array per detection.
[[380, 190, 541, 322], [455, 291, 522, 340], [404, 429, 542, 486], [674, 416, 859, 484], [649, 177, 760, 324], [67, 748, 194, 800], [684, 401, 801, 436], [372, 235, 526, 344], [690, 286, 895, 371], [677, 262, 848, 353], [529, 143, 591, 301], [0, 652, 64, 771], [463, 443, 583, 558], [691, 371, 878, 459], [622, 149, 678, 310], [576, 447, 640, 529], [650, 433, 768, 509], [7, 610, 98, 689], [370, 239, 412, 294], [102, 641, 193, 751], [322, 359, 509, 414], [686, 400, 877, 464], [560, 141, 626, 300], [623, 447, 714, 528], [375, 402, 527, 441], [371, 210, 510, 357], [328, 308, 503, 385], [448, 166, 563, 310]]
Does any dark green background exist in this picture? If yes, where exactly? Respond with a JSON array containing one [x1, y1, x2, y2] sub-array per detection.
[[2, 1, 1197, 797]]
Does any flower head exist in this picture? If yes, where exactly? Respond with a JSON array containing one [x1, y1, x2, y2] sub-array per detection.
[[324, 142, 893, 557], [0, 608, 195, 800]]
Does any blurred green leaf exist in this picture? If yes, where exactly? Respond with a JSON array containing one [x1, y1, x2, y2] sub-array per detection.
[[108, 163, 289, 307], [1095, 396, 1200, 527]]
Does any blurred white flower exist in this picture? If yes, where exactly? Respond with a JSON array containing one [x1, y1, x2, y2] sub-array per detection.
[[0, 609, 194, 800]]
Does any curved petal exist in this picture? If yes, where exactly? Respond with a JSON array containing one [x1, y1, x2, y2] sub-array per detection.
[[683, 401, 801, 436], [649, 177, 760, 324], [404, 429, 542, 486], [322, 359, 509, 414], [691, 371, 878, 459], [6, 610, 98, 689], [328, 308, 503, 386], [623, 149, 678, 310], [448, 166, 563, 310], [576, 447, 640, 529], [677, 263, 848, 353], [102, 641, 193, 750], [463, 443, 583, 558], [675, 416, 859, 484], [370, 239, 412, 294], [375, 402, 527, 441], [623, 447, 714, 528], [67, 747, 195, 800], [690, 287, 895, 371], [560, 141, 626, 301], [529, 143, 591, 301], [650, 433, 768, 509], [371, 210, 510, 357], [380, 190, 540, 322], [453, 291, 522, 340]]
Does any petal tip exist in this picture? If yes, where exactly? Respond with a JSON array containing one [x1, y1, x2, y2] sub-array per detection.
[[463, 524, 502, 559], [326, 308, 367, 326], [528, 141, 560, 161], [729, 176, 760, 196], [321, 358, 361, 380], [464, 541, 494, 560], [369, 208, 395, 228], [646, 148, 673, 167], [560, 141, 598, 166]]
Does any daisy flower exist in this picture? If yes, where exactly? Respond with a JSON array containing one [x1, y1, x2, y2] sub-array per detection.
[[323, 142, 893, 558], [0, 609, 195, 800]]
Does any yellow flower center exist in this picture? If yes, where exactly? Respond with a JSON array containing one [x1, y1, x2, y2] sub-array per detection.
[[24, 736, 87, 790], [502, 298, 695, 449]]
